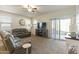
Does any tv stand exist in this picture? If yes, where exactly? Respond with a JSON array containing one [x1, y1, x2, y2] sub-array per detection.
[[36, 29, 48, 37]]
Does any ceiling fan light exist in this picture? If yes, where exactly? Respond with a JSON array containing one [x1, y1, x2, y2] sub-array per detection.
[[28, 8, 32, 12], [22, 5, 28, 8], [32, 8, 37, 12], [22, 5, 37, 12]]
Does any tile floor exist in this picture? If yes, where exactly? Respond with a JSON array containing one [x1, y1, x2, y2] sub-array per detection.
[[31, 36, 68, 54], [0, 35, 79, 54]]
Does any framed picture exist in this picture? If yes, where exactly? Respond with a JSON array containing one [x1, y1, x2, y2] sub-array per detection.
[[19, 19, 25, 26]]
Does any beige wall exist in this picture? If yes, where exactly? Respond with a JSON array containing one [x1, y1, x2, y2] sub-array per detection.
[[0, 6, 76, 38], [0, 10, 31, 32], [33, 6, 76, 38]]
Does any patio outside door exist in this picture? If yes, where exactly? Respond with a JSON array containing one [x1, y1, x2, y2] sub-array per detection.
[[52, 18, 70, 40], [60, 18, 70, 40], [52, 18, 60, 40]]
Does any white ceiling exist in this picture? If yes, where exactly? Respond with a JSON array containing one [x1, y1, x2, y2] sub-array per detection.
[[0, 5, 75, 18]]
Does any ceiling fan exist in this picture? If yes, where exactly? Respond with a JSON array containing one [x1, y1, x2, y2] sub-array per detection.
[[23, 5, 37, 13]]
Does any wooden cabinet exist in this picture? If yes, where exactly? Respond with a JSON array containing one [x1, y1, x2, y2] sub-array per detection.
[[36, 29, 48, 37]]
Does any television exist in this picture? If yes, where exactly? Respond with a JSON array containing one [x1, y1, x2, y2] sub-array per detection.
[[37, 22, 46, 29], [42, 22, 46, 29]]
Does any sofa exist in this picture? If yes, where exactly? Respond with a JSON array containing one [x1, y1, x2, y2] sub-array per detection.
[[12, 28, 31, 38], [0, 31, 32, 54]]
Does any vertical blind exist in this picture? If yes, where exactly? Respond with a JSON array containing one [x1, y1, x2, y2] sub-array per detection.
[[0, 16, 11, 31]]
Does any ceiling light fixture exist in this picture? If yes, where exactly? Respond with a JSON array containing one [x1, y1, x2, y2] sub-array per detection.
[[23, 5, 37, 13]]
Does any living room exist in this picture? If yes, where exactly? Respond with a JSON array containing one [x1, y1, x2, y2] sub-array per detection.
[[0, 5, 79, 54]]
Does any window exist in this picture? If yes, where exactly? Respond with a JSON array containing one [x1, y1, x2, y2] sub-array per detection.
[[0, 16, 11, 31], [1, 23, 11, 31], [76, 14, 79, 32]]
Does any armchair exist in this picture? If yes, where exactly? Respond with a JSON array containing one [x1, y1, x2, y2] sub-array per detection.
[[0, 31, 32, 54]]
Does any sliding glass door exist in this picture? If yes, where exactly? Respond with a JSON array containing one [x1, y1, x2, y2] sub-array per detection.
[[52, 18, 60, 39], [52, 18, 70, 40], [60, 18, 70, 40]]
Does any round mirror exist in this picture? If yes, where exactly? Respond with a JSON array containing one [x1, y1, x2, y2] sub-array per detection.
[[19, 19, 25, 26]]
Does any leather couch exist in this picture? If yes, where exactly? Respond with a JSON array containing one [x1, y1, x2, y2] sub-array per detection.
[[12, 28, 31, 38]]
